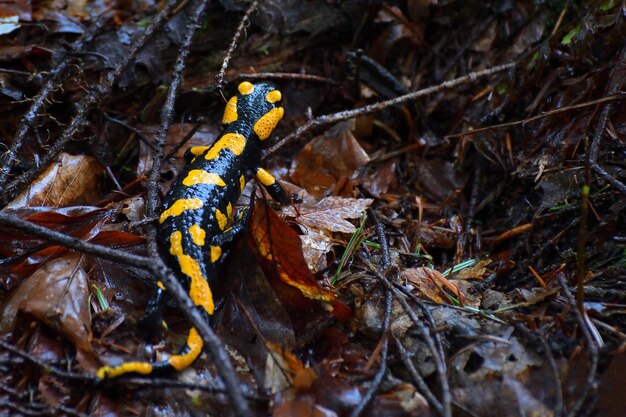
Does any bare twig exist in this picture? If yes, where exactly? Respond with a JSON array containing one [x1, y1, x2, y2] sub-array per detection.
[[214, 0, 259, 89], [541, 337, 564, 417], [350, 216, 392, 417], [350, 294, 390, 417], [590, 163, 626, 194], [236, 72, 337, 84], [444, 93, 624, 140], [359, 259, 452, 417], [393, 335, 444, 415], [266, 62, 515, 156], [0, 339, 92, 383], [558, 277, 599, 417], [0, 211, 150, 268]]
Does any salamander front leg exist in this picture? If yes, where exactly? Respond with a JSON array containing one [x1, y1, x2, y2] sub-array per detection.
[[256, 168, 290, 203], [211, 207, 251, 248]]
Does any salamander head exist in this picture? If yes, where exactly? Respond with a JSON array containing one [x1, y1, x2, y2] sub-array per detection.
[[222, 81, 284, 142]]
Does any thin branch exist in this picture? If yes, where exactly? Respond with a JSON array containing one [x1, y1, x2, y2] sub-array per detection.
[[163, 119, 205, 161], [359, 259, 452, 417], [0, 211, 150, 268], [214, 0, 259, 89], [349, 216, 392, 417], [236, 72, 338, 84], [444, 93, 624, 139], [591, 162, 626, 194], [0, 339, 92, 383], [350, 287, 391, 417], [266, 62, 516, 156], [558, 277, 599, 417], [393, 335, 444, 416]]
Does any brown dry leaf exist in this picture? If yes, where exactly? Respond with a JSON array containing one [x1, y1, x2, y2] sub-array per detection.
[[66, 0, 88, 19], [401, 268, 448, 304], [265, 341, 318, 394], [7, 153, 105, 208], [360, 160, 397, 198], [251, 202, 336, 304], [454, 259, 493, 280], [282, 196, 373, 234], [250, 202, 352, 325], [291, 120, 370, 198], [1, 254, 92, 352]]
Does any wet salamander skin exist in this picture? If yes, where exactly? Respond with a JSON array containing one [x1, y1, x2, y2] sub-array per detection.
[[97, 81, 286, 379]]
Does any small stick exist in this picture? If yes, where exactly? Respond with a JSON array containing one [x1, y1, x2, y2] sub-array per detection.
[[266, 62, 515, 157], [0, 211, 150, 268], [558, 277, 599, 417], [236, 72, 337, 84], [214, 0, 259, 89]]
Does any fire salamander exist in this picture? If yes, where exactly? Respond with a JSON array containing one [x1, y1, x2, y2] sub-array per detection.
[[97, 81, 289, 379]]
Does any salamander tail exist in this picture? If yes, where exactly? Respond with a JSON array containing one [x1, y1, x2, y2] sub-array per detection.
[[97, 327, 203, 379]]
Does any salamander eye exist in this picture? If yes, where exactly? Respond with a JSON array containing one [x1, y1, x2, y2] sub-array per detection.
[[265, 90, 282, 104], [238, 81, 254, 95]]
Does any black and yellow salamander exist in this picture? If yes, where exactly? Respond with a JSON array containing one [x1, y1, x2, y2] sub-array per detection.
[[97, 81, 289, 379]]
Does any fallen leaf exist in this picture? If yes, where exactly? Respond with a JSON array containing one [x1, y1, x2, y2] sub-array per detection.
[[401, 267, 465, 305], [1, 255, 92, 352], [291, 121, 370, 198], [7, 153, 105, 209], [250, 202, 351, 323], [401, 268, 447, 304], [265, 341, 317, 394], [282, 196, 374, 234], [251, 202, 336, 304], [453, 259, 493, 280]]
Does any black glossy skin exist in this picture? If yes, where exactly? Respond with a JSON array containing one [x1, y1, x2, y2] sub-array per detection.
[[158, 82, 282, 285], [96, 82, 285, 379]]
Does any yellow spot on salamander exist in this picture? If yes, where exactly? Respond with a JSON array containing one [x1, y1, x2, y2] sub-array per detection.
[[159, 198, 203, 224], [189, 146, 210, 156], [168, 231, 214, 314], [168, 327, 203, 371], [188, 224, 206, 246], [256, 168, 276, 187], [238, 81, 254, 95], [266, 90, 282, 103], [205, 132, 246, 160], [215, 208, 227, 231], [239, 175, 246, 192], [226, 202, 233, 217], [210, 246, 222, 263], [254, 107, 284, 140], [157, 281, 166, 290], [182, 170, 226, 187], [222, 96, 238, 125], [97, 362, 153, 379]]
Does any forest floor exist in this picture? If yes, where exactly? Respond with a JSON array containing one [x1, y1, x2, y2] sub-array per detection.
[[0, 1, 625, 416]]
